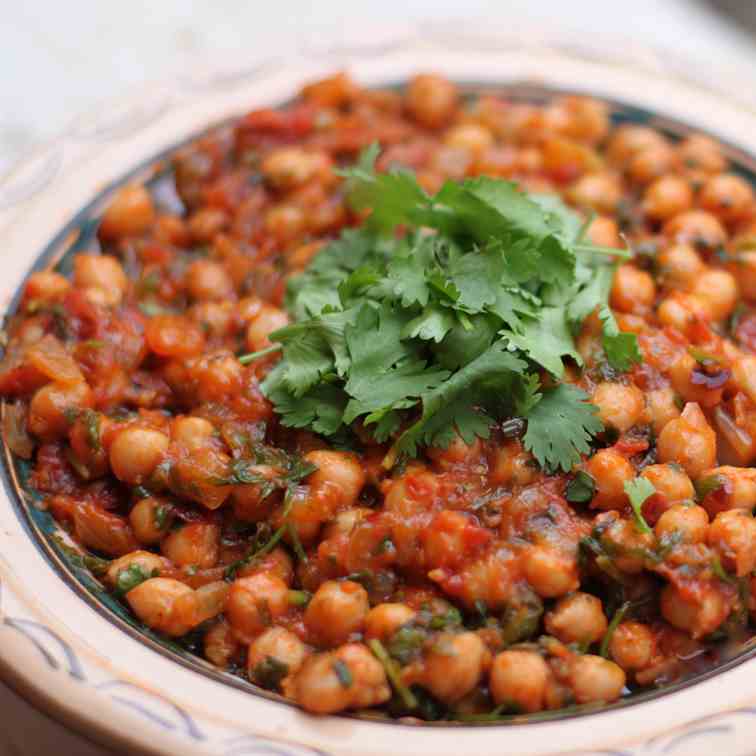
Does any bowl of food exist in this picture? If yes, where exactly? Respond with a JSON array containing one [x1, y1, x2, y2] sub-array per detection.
[[3, 25, 756, 756]]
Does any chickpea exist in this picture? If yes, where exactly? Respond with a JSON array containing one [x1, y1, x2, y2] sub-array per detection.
[[99, 184, 155, 240], [699, 173, 754, 224], [402, 632, 488, 704], [597, 514, 654, 574], [237, 547, 294, 585], [109, 427, 170, 484], [490, 650, 550, 713], [171, 415, 215, 450], [105, 550, 166, 588], [304, 450, 365, 510], [523, 545, 579, 598], [645, 387, 681, 436], [610, 265, 656, 315], [185, 259, 234, 302], [188, 301, 233, 339], [669, 352, 724, 408], [657, 402, 716, 479], [305, 580, 369, 647], [609, 621, 655, 672], [231, 466, 281, 523], [262, 147, 331, 190], [707, 509, 756, 576], [286, 643, 390, 714], [161, 523, 220, 569], [23, 271, 70, 307], [657, 243, 704, 288], [73, 254, 128, 307], [664, 210, 727, 253], [154, 214, 189, 246], [544, 592, 608, 645], [264, 204, 305, 243], [660, 583, 728, 639], [187, 208, 228, 243], [204, 619, 238, 668], [301, 72, 356, 107], [226, 573, 289, 643], [690, 269, 738, 321], [405, 74, 458, 129], [364, 603, 416, 642], [566, 173, 622, 214], [28, 381, 93, 441], [641, 464, 695, 503], [642, 176, 693, 221], [627, 144, 675, 185], [444, 123, 494, 156], [427, 434, 482, 469], [247, 627, 310, 687], [654, 503, 708, 544], [556, 96, 610, 145], [656, 292, 711, 332], [321, 507, 372, 539], [245, 304, 289, 352], [607, 125, 667, 166], [569, 655, 626, 704], [489, 442, 537, 487], [187, 351, 243, 402], [698, 466, 756, 514], [146, 314, 206, 359], [591, 382, 645, 433], [126, 577, 198, 637], [129, 496, 173, 545], [585, 449, 634, 510], [587, 216, 621, 248], [734, 250, 756, 301], [678, 134, 726, 175]]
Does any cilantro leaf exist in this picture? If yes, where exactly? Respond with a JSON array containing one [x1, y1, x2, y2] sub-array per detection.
[[599, 305, 643, 372], [623, 477, 655, 535], [523, 384, 603, 472]]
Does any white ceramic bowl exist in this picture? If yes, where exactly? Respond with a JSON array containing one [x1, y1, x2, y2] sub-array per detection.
[[4, 24, 756, 756]]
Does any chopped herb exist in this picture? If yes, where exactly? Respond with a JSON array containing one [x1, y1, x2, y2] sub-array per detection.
[[287, 522, 308, 563], [238, 343, 283, 365], [623, 477, 655, 535], [428, 607, 462, 631], [81, 409, 101, 452], [387, 625, 428, 665], [695, 474, 726, 502], [455, 703, 512, 722], [287, 589, 312, 607], [80, 339, 105, 349], [566, 470, 596, 504], [368, 638, 418, 710], [711, 556, 736, 584], [153, 504, 170, 530], [600, 600, 631, 658], [223, 523, 286, 581], [252, 656, 289, 690], [114, 564, 154, 597], [332, 659, 353, 688]]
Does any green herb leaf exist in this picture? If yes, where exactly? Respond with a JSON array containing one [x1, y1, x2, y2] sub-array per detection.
[[623, 477, 655, 535], [566, 471, 596, 504], [332, 659, 353, 688]]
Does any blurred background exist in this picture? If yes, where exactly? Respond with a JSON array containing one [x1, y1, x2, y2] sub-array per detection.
[[2, 0, 756, 176], [1, 0, 756, 753]]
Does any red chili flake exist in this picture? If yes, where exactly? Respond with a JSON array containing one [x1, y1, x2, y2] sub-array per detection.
[[614, 436, 650, 457]]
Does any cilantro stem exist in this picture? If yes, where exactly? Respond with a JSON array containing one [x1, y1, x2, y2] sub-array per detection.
[[238, 343, 282, 365], [574, 243, 632, 260], [224, 524, 286, 580], [600, 600, 631, 658], [368, 638, 418, 710]]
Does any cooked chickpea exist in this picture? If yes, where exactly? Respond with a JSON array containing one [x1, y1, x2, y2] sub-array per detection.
[[109, 427, 170, 484], [364, 603, 416, 642], [698, 466, 756, 514], [569, 655, 626, 704], [591, 382, 645, 433], [587, 216, 621, 248], [660, 583, 728, 639], [186, 259, 234, 302], [444, 123, 494, 156], [403, 632, 488, 704], [598, 514, 654, 574], [567, 173, 622, 214], [226, 573, 289, 642], [304, 450, 365, 510], [645, 387, 682, 436], [678, 134, 726, 175], [73, 254, 128, 307], [607, 125, 667, 166], [656, 292, 710, 331], [99, 184, 155, 240], [490, 650, 550, 713], [23, 271, 70, 307], [699, 173, 754, 224], [610, 265, 656, 315], [187, 208, 228, 243], [262, 147, 331, 190], [585, 449, 634, 510], [129, 496, 173, 545], [657, 243, 704, 288], [305, 580, 369, 647], [161, 523, 220, 569], [641, 464, 694, 503], [627, 144, 675, 185], [245, 304, 289, 352], [669, 352, 725, 408], [654, 503, 708, 544], [405, 74, 458, 129], [204, 619, 238, 668], [105, 550, 166, 588], [664, 210, 727, 252], [524, 545, 579, 598], [642, 176, 693, 221], [171, 416, 215, 450], [735, 250, 756, 301], [544, 592, 608, 645], [609, 621, 655, 671], [707, 509, 756, 576], [247, 627, 310, 686], [691, 269, 738, 320], [28, 381, 93, 441], [264, 204, 305, 243], [126, 577, 198, 637], [286, 643, 390, 714], [657, 402, 716, 479]]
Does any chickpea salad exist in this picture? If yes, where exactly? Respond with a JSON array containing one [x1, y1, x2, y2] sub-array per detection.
[[4, 72, 756, 722]]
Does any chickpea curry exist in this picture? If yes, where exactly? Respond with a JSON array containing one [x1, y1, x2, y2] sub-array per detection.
[[4, 72, 756, 721]]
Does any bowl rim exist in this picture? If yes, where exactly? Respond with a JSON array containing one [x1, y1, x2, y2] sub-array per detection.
[[4, 23, 756, 756]]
